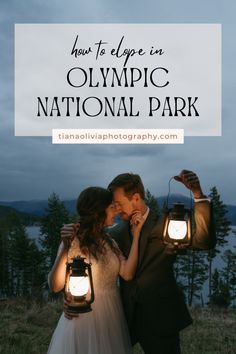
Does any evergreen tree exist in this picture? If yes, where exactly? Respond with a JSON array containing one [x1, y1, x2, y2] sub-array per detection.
[[0, 219, 11, 296], [39, 193, 70, 271], [207, 187, 231, 303], [0, 212, 45, 297], [145, 189, 160, 217], [221, 248, 236, 306], [175, 249, 208, 306], [26, 240, 45, 298], [210, 268, 231, 308], [8, 215, 31, 295]]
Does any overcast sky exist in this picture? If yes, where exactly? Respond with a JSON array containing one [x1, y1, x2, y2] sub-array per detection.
[[0, 0, 236, 204]]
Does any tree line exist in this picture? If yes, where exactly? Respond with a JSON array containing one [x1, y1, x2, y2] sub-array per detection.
[[0, 187, 235, 307]]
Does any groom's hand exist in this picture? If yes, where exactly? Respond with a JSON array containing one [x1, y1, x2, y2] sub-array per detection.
[[174, 170, 206, 199]]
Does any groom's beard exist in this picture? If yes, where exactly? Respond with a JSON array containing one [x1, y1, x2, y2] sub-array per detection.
[[120, 209, 135, 221]]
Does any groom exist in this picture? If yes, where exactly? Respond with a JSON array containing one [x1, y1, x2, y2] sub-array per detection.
[[108, 170, 215, 354]]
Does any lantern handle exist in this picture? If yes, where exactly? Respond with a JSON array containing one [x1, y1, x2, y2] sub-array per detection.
[[166, 176, 194, 210]]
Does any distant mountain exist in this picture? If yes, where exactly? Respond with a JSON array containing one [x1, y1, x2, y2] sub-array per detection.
[[0, 205, 16, 217], [157, 193, 194, 208], [0, 205, 40, 225], [157, 195, 236, 225], [0, 200, 76, 216], [0, 200, 48, 216], [225, 204, 236, 226], [1, 195, 236, 225]]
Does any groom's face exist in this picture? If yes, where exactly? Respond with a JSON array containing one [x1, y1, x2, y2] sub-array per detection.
[[112, 187, 137, 221]]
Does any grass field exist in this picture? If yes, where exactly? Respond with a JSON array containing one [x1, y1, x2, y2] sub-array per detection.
[[0, 299, 236, 354]]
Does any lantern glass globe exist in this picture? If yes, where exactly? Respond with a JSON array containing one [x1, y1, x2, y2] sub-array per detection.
[[168, 220, 187, 240], [69, 275, 90, 297]]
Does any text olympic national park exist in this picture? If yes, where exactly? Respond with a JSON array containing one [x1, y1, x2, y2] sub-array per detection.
[[36, 35, 200, 119]]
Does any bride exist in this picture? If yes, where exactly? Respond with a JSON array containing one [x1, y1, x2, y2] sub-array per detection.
[[47, 187, 144, 354]]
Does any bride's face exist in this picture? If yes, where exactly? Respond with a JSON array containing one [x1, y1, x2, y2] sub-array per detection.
[[104, 203, 117, 227]]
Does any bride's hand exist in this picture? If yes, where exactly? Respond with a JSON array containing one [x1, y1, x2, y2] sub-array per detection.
[[64, 295, 79, 320], [61, 223, 80, 249], [130, 211, 145, 239]]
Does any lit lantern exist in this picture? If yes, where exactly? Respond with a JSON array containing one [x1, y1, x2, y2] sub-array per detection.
[[163, 203, 192, 248], [64, 256, 94, 313]]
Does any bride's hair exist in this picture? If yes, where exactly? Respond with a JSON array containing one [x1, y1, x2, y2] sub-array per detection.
[[76, 187, 119, 260]]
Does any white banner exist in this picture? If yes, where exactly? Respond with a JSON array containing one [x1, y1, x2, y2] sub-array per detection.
[[15, 24, 221, 137]]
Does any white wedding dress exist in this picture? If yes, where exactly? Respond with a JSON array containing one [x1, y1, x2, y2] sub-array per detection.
[[47, 237, 132, 354]]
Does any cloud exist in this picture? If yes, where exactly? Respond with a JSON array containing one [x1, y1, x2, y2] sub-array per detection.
[[0, 0, 236, 204]]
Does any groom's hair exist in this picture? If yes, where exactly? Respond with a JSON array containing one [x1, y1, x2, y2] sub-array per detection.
[[108, 173, 145, 200]]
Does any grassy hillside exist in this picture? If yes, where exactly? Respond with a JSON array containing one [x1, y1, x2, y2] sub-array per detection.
[[0, 299, 235, 354]]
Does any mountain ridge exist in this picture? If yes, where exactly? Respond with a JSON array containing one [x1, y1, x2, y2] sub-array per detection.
[[0, 195, 236, 225]]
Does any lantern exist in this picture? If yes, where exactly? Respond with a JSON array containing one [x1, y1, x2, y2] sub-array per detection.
[[163, 203, 192, 248], [64, 256, 94, 313]]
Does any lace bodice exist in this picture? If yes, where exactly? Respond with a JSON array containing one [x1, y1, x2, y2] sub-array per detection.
[[67, 237, 123, 295]]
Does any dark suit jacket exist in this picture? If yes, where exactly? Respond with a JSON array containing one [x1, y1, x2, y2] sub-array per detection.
[[109, 201, 215, 344]]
